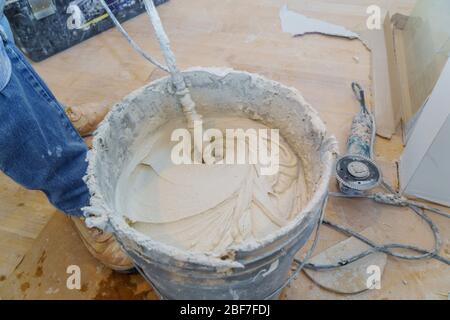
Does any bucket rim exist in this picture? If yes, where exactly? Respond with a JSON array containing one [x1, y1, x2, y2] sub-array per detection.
[[83, 67, 338, 269]]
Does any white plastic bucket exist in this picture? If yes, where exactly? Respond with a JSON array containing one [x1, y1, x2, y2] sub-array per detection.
[[85, 68, 337, 299]]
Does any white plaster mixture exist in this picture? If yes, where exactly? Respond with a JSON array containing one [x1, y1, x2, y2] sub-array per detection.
[[115, 116, 309, 256]]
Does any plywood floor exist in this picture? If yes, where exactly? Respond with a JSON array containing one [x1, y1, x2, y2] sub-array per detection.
[[0, 174, 56, 280], [1, 0, 448, 299]]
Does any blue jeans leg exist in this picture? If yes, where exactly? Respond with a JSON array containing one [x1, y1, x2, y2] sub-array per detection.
[[0, 40, 90, 216]]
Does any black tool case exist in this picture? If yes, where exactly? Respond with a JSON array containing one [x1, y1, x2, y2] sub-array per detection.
[[4, 0, 169, 61]]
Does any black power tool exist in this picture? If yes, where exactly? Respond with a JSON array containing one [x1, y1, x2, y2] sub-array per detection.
[[336, 83, 382, 195]]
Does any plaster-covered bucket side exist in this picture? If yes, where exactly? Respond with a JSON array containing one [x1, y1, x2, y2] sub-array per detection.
[[84, 68, 337, 270]]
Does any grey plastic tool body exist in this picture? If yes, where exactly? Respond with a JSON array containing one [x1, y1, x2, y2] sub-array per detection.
[[336, 83, 381, 195]]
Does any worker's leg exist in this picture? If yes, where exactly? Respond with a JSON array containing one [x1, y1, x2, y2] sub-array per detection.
[[0, 24, 133, 271], [0, 36, 90, 216]]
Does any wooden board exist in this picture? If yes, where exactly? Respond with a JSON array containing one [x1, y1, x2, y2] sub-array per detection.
[[0, 214, 157, 300], [4, 0, 448, 301], [0, 173, 55, 280], [304, 227, 388, 294], [395, 0, 450, 130], [358, 13, 402, 139]]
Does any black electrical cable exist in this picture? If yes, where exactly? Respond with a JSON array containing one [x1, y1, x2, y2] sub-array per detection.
[[265, 197, 328, 299], [264, 185, 450, 298], [294, 191, 450, 272]]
